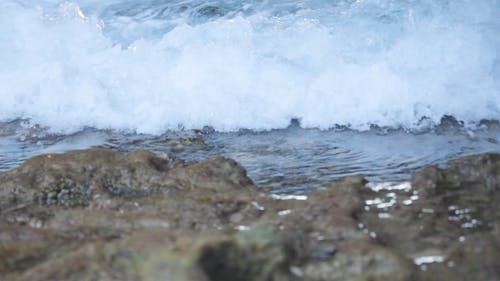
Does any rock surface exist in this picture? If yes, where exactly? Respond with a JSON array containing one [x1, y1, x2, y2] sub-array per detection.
[[0, 148, 498, 281]]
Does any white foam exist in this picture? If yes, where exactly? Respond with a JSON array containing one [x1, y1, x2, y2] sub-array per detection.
[[278, 209, 292, 216], [271, 194, 308, 201], [414, 255, 445, 265], [1, 0, 499, 133], [366, 181, 412, 192]]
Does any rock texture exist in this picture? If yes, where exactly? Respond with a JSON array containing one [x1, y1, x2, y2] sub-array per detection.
[[0, 148, 498, 281], [359, 153, 500, 281]]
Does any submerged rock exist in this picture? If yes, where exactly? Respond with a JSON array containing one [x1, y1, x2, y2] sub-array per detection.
[[0, 148, 498, 280]]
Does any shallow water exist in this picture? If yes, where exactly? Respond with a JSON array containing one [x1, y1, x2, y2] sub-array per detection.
[[1, 121, 498, 194]]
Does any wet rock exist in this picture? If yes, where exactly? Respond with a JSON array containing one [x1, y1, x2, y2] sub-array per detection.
[[297, 176, 415, 281], [435, 115, 464, 133], [195, 126, 216, 135], [412, 153, 499, 192], [168, 156, 254, 191], [0, 148, 180, 207], [0, 148, 270, 280], [445, 232, 500, 281], [478, 119, 500, 129], [358, 153, 500, 281], [195, 225, 291, 281], [0, 149, 498, 280], [301, 243, 415, 281]]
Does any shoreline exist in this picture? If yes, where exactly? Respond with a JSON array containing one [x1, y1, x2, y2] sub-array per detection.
[[0, 148, 498, 280]]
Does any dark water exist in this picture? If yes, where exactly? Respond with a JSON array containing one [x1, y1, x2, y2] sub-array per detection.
[[1, 120, 498, 194]]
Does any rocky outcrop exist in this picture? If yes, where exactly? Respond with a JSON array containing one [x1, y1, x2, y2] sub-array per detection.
[[0, 148, 498, 281], [359, 153, 500, 281], [0, 148, 180, 207]]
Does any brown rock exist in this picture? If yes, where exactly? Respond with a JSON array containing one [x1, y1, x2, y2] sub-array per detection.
[[1, 149, 497, 281]]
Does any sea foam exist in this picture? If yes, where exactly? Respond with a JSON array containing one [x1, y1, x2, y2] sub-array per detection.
[[0, 0, 499, 133]]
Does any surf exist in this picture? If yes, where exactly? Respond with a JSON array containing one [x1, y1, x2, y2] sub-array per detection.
[[0, 0, 499, 133]]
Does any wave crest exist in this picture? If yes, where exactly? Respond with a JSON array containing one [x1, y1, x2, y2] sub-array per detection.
[[1, 0, 499, 133]]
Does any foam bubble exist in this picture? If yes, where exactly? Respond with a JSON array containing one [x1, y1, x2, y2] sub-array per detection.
[[0, 0, 499, 133]]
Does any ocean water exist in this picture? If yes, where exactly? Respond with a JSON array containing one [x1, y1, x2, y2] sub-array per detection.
[[1, 120, 499, 193], [1, 0, 499, 193]]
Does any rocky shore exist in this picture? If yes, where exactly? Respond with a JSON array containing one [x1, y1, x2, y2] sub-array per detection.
[[0, 148, 498, 281]]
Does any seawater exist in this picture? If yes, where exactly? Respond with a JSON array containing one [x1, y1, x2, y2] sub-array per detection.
[[0, 1, 499, 193], [0, 0, 499, 132], [1, 120, 499, 193]]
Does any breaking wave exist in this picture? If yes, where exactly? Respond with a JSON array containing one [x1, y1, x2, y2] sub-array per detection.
[[1, 0, 499, 133]]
